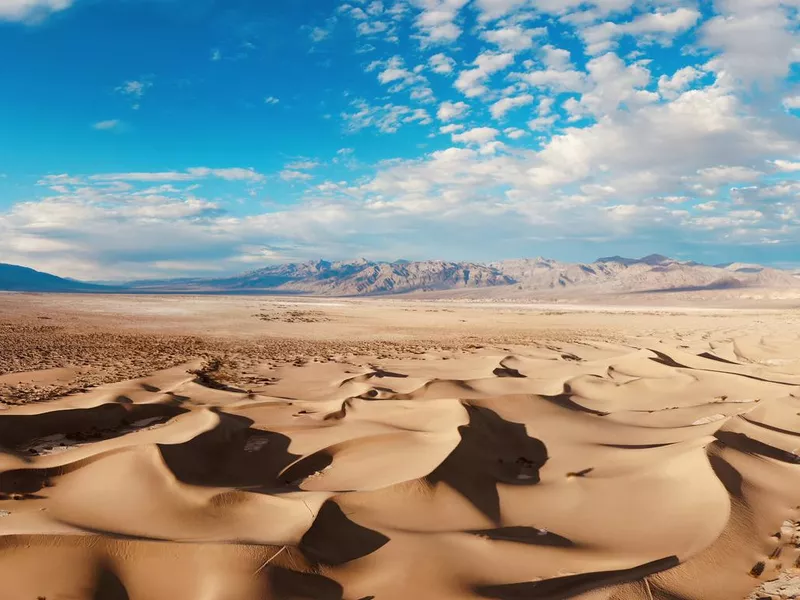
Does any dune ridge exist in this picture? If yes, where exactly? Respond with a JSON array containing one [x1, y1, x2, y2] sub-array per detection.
[[1, 327, 799, 599]]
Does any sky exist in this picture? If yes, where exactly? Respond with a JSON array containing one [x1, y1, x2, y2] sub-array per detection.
[[0, 0, 799, 280]]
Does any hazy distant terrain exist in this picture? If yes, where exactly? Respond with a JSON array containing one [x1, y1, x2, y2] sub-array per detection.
[[0, 263, 109, 293], [3, 255, 798, 297]]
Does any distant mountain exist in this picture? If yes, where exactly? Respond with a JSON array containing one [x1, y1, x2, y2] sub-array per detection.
[[125, 255, 800, 296], [130, 259, 515, 296], [3, 256, 799, 297], [0, 263, 110, 292], [493, 255, 800, 294]]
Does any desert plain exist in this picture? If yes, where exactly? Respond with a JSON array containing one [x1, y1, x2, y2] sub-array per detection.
[[0, 292, 799, 600]]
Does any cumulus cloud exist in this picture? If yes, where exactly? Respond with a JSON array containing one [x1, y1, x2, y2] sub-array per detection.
[[580, 8, 701, 55], [489, 94, 534, 119], [429, 52, 456, 74], [566, 53, 657, 118], [368, 55, 434, 101], [504, 127, 527, 139], [481, 24, 547, 52], [658, 66, 704, 99], [451, 126, 499, 145], [0, 0, 71, 22], [440, 123, 465, 134], [455, 51, 514, 97], [437, 100, 470, 121], [517, 45, 586, 93], [702, 0, 800, 85], [773, 159, 800, 172], [473, 0, 532, 21], [5, 0, 800, 276], [410, 0, 470, 45]]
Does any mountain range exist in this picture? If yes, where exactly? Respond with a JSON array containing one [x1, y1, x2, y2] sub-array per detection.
[[0, 263, 109, 293], [2, 255, 798, 297]]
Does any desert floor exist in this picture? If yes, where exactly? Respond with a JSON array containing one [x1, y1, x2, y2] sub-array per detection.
[[0, 292, 799, 600]]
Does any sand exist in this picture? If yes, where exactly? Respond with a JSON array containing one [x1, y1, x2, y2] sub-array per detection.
[[0, 293, 799, 599]]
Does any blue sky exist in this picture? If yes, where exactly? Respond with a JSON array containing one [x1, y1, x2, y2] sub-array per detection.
[[0, 0, 798, 280]]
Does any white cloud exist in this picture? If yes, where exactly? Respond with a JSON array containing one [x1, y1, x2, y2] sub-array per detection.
[[437, 100, 470, 121], [285, 160, 319, 170], [342, 99, 432, 133], [481, 24, 546, 52], [185, 168, 266, 182], [541, 46, 573, 71], [451, 126, 499, 145], [368, 55, 434, 100], [115, 79, 152, 109], [526, 79, 796, 195], [88, 168, 265, 183], [406, 108, 433, 125], [695, 165, 763, 185], [702, 0, 800, 85], [0, 0, 71, 22], [489, 94, 534, 119], [37, 174, 83, 186], [429, 52, 456, 74], [280, 170, 314, 182], [7, 0, 800, 276], [517, 45, 586, 93], [455, 51, 514, 97], [92, 120, 123, 131], [410, 0, 470, 45], [309, 26, 331, 42], [531, 0, 635, 17], [580, 8, 701, 55], [773, 159, 800, 172], [211, 49, 222, 61], [265, 96, 280, 105], [658, 66, 704, 99], [528, 97, 557, 130], [473, 0, 532, 21], [626, 8, 701, 35], [89, 172, 194, 183], [357, 20, 390, 36], [568, 53, 657, 118], [116, 80, 152, 99], [440, 123, 465, 134], [504, 127, 527, 139]]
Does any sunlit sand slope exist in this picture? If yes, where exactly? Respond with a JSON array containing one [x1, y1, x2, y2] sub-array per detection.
[[1, 334, 799, 600]]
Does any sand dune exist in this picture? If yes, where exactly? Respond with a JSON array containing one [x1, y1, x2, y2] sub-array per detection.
[[1, 310, 799, 599]]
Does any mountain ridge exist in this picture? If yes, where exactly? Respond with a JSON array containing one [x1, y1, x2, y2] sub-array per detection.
[[0, 263, 111, 293], [2, 256, 799, 296]]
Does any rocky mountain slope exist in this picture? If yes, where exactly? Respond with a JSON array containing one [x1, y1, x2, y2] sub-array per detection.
[[187, 259, 515, 295], [490, 255, 800, 294], [2, 256, 798, 296]]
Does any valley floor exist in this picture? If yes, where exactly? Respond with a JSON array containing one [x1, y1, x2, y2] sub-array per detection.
[[0, 293, 799, 599]]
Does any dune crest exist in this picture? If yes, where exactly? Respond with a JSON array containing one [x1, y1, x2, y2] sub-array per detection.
[[0, 328, 799, 599]]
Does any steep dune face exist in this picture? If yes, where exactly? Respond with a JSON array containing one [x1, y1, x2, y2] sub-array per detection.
[[1, 332, 799, 599]]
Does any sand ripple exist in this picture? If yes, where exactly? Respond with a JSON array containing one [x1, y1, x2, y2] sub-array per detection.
[[1, 335, 799, 599]]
